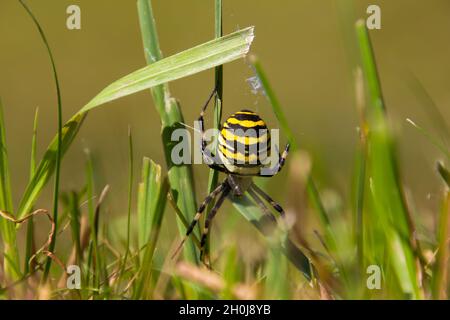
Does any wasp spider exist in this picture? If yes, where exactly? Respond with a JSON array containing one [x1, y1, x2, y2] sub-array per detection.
[[175, 89, 290, 264]]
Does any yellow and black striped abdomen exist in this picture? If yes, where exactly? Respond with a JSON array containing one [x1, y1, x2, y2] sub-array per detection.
[[218, 110, 271, 175]]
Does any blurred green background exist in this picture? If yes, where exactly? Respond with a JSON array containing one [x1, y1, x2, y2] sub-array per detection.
[[0, 0, 449, 238]]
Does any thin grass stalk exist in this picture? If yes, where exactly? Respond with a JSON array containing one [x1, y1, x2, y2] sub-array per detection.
[[354, 67, 367, 293], [204, 0, 224, 263], [133, 158, 168, 299], [24, 108, 39, 274], [0, 99, 20, 281], [85, 152, 100, 295], [118, 127, 134, 288], [432, 190, 450, 299]]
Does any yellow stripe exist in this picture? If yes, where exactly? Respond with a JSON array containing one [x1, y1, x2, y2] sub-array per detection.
[[226, 117, 265, 128], [235, 111, 256, 115], [220, 129, 268, 145], [219, 145, 259, 162]]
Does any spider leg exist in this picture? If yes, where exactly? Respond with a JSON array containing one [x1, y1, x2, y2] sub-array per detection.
[[259, 143, 290, 177], [172, 180, 227, 259], [199, 184, 230, 265], [247, 187, 277, 222], [250, 184, 285, 218], [198, 87, 228, 173]]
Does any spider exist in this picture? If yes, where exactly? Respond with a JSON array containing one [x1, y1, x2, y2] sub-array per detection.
[[174, 88, 290, 264]]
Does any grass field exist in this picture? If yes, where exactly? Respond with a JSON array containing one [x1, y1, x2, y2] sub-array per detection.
[[0, 0, 449, 300]]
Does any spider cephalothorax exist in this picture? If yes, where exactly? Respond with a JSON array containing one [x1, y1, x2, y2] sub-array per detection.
[[174, 89, 289, 264]]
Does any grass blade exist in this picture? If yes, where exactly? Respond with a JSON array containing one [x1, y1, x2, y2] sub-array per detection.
[[0, 98, 21, 281], [17, 114, 86, 219], [134, 158, 168, 299], [204, 0, 224, 265], [355, 20, 422, 299], [432, 190, 450, 299], [119, 127, 134, 285], [24, 107, 39, 274], [137, 158, 164, 250]]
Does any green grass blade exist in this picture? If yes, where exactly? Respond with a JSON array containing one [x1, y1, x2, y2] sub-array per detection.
[[137, 158, 163, 249], [356, 20, 422, 299], [24, 107, 39, 274], [85, 150, 101, 295], [17, 114, 86, 219], [0, 98, 21, 281], [67, 191, 82, 265], [432, 190, 449, 299], [134, 158, 168, 299], [118, 127, 134, 286], [204, 0, 224, 264]]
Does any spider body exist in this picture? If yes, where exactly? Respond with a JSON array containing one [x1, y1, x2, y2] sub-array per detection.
[[174, 89, 290, 264], [218, 110, 271, 176]]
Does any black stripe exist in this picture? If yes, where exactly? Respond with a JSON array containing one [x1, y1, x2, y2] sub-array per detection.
[[229, 113, 261, 122], [225, 160, 264, 167]]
